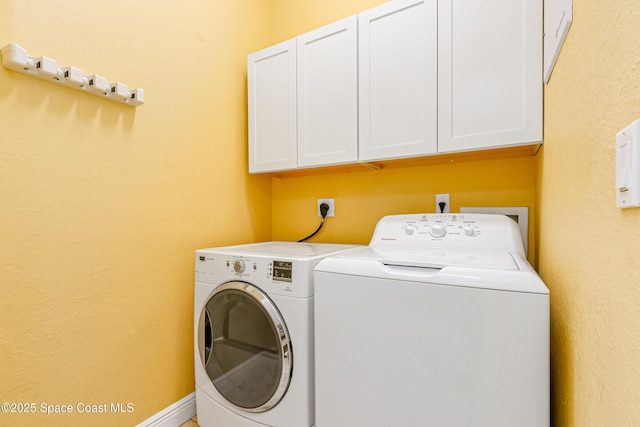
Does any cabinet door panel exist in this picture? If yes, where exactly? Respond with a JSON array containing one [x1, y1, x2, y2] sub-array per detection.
[[359, 0, 438, 162], [248, 40, 297, 173], [297, 16, 358, 168], [438, 0, 542, 153]]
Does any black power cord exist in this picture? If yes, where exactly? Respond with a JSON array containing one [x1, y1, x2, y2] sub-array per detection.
[[298, 203, 330, 242]]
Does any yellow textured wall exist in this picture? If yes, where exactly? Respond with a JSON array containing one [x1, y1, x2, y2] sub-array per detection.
[[270, 0, 387, 44], [272, 156, 537, 258], [7, 0, 636, 425], [539, 0, 640, 425], [0, 1, 272, 426]]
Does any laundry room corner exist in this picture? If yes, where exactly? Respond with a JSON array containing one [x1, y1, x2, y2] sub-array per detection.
[[0, 1, 273, 426], [5, 0, 640, 425], [266, 0, 539, 261], [537, 0, 640, 424]]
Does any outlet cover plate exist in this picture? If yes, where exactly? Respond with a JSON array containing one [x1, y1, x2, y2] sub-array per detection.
[[317, 198, 335, 217], [436, 194, 450, 213]]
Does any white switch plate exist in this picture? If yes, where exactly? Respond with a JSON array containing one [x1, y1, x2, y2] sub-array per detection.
[[616, 119, 640, 208]]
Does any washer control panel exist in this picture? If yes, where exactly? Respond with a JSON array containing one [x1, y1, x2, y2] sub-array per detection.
[[370, 213, 524, 255], [399, 216, 482, 240]]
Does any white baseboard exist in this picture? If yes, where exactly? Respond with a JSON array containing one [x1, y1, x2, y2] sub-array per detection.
[[136, 392, 196, 427]]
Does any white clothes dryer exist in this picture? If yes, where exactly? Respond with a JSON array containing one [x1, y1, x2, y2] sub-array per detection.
[[194, 241, 359, 427], [314, 214, 549, 427]]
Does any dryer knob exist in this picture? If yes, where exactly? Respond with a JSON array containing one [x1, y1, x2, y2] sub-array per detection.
[[429, 224, 447, 238], [233, 260, 246, 273]]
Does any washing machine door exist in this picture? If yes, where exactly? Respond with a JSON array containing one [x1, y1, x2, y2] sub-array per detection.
[[198, 281, 293, 412]]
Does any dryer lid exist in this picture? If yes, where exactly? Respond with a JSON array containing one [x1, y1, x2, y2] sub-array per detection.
[[202, 241, 360, 259]]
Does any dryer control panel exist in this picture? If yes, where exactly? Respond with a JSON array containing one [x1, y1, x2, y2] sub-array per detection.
[[195, 252, 316, 297], [195, 242, 360, 297], [370, 213, 525, 257]]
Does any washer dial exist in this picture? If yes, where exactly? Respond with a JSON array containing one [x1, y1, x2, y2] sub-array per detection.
[[429, 224, 447, 238]]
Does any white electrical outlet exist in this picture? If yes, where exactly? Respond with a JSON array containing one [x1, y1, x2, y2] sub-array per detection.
[[435, 194, 450, 213], [318, 198, 335, 217]]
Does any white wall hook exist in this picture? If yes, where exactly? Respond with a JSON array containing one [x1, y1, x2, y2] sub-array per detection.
[[128, 88, 144, 106], [110, 82, 129, 101], [87, 74, 109, 95], [35, 56, 58, 77], [1, 43, 144, 107], [62, 66, 84, 87]]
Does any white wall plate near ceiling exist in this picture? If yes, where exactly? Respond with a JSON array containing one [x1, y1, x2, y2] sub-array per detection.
[[544, 0, 573, 83]]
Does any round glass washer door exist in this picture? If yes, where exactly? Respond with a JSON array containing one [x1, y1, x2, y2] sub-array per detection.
[[199, 281, 293, 412]]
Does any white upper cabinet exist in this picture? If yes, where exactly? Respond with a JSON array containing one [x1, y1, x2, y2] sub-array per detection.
[[358, 0, 438, 162], [248, 40, 297, 173], [248, 18, 357, 173], [247, 0, 542, 173], [297, 16, 358, 168], [437, 0, 542, 153]]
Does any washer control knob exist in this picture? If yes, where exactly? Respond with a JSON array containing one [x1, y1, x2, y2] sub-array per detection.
[[463, 226, 475, 236], [429, 224, 447, 238], [405, 226, 415, 235], [233, 260, 246, 273]]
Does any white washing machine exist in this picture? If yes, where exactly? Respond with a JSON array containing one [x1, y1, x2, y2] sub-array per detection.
[[194, 241, 360, 427], [314, 214, 549, 427]]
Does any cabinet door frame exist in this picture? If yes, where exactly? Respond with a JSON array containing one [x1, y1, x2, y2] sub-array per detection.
[[437, 0, 542, 153], [358, 0, 438, 162], [297, 15, 358, 168], [248, 39, 297, 173]]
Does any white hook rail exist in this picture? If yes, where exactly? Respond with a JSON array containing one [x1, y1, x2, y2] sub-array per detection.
[[1, 43, 144, 107]]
